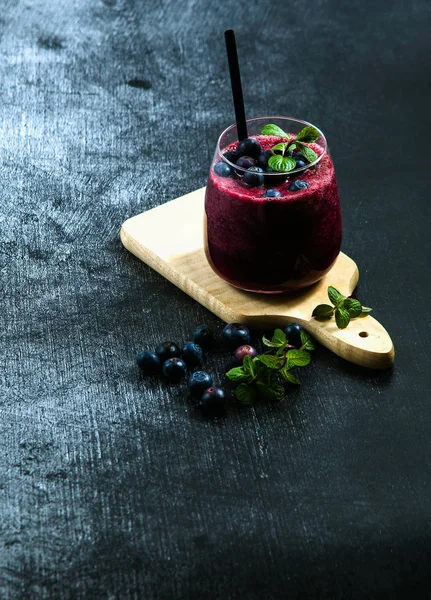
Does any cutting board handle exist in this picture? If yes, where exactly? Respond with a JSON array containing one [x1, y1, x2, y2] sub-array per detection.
[[298, 314, 394, 369]]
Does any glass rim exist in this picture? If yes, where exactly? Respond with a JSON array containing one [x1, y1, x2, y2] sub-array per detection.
[[216, 115, 327, 175]]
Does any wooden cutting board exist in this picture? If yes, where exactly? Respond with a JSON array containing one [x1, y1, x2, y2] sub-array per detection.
[[120, 187, 394, 369]]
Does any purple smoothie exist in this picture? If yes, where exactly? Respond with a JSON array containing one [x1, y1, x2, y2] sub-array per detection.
[[204, 133, 342, 293]]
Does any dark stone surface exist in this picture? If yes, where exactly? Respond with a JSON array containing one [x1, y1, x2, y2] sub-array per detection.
[[1, 1, 430, 598]]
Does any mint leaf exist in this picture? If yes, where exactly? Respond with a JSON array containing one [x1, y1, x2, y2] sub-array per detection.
[[226, 366, 250, 382], [335, 308, 350, 329], [300, 329, 316, 351], [261, 124, 290, 139], [328, 286, 344, 307], [256, 354, 285, 370], [276, 345, 287, 356], [295, 143, 318, 163], [295, 125, 320, 143], [235, 383, 256, 405], [280, 369, 301, 385], [268, 154, 296, 173], [243, 354, 255, 377], [361, 306, 373, 314], [272, 328, 286, 345], [312, 304, 334, 320], [256, 381, 284, 402], [272, 142, 288, 154], [286, 349, 311, 367], [262, 335, 280, 348], [343, 298, 362, 318]]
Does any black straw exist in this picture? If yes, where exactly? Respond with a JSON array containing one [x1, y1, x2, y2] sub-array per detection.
[[224, 30, 248, 141]]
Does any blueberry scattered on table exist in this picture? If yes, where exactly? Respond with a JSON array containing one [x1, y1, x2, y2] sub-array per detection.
[[289, 180, 310, 192], [136, 350, 160, 375], [199, 387, 227, 415], [187, 370, 214, 400], [162, 357, 187, 382], [214, 161, 233, 178], [284, 323, 303, 348], [192, 325, 213, 349], [237, 137, 262, 159], [243, 166, 264, 187], [181, 342, 203, 367], [263, 189, 281, 198], [155, 341, 181, 363], [234, 345, 258, 364], [222, 323, 251, 348]]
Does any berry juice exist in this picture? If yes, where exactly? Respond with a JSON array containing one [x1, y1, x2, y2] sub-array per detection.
[[204, 118, 342, 293]]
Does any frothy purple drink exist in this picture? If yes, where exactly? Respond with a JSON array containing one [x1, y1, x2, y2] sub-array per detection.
[[204, 118, 342, 293]]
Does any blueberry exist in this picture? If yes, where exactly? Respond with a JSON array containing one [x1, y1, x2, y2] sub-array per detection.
[[284, 323, 303, 348], [188, 370, 214, 400], [257, 150, 274, 168], [199, 386, 227, 416], [295, 152, 307, 162], [223, 151, 238, 164], [234, 345, 258, 364], [237, 137, 262, 159], [295, 160, 307, 170], [236, 155, 256, 169], [136, 350, 160, 376], [155, 341, 181, 363], [222, 323, 251, 348], [214, 161, 233, 178], [192, 325, 213, 349], [243, 166, 264, 187], [162, 357, 187, 382], [288, 179, 310, 192], [181, 342, 203, 368], [263, 189, 281, 198]]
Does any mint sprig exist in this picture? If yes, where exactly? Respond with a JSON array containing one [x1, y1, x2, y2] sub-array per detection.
[[312, 286, 372, 329], [226, 327, 316, 405], [260, 124, 320, 172]]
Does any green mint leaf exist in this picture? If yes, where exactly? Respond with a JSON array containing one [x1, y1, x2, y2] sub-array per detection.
[[268, 154, 296, 173], [260, 124, 290, 139], [226, 366, 250, 382], [300, 329, 316, 351], [280, 369, 301, 385], [343, 298, 362, 318], [295, 125, 320, 143], [262, 335, 281, 348], [328, 286, 345, 307], [295, 143, 318, 163], [312, 304, 334, 320], [276, 345, 287, 356], [272, 142, 288, 154], [361, 306, 373, 314], [243, 354, 255, 377], [286, 349, 311, 367], [256, 381, 284, 402], [235, 383, 256, 405], [335, 308, 350, 329], [272, 328, 286, 345], [256, 354, 285, 370]]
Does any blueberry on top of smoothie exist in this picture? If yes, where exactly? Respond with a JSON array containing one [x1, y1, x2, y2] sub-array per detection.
[[289, 179, 310, 192], [236, 156, 256, 169], [237, 137, 262, 160], [243, 166, 264, 187], [214, 161, 233, 178]]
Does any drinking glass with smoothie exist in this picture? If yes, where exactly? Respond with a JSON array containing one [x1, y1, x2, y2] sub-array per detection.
[[204, 116, 342, 293]]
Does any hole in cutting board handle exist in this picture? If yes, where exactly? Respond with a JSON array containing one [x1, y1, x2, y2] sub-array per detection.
[[359, 331, 369, 338]]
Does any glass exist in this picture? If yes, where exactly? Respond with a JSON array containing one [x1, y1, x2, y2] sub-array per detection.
[[204, 116, 342, 293]]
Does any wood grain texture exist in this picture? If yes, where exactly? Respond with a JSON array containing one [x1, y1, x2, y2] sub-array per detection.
[[121, 187, 394, 369], [0, 0, 430, 599]]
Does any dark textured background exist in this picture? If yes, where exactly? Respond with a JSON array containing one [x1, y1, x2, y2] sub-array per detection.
[[1, 1, 431, 598]]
